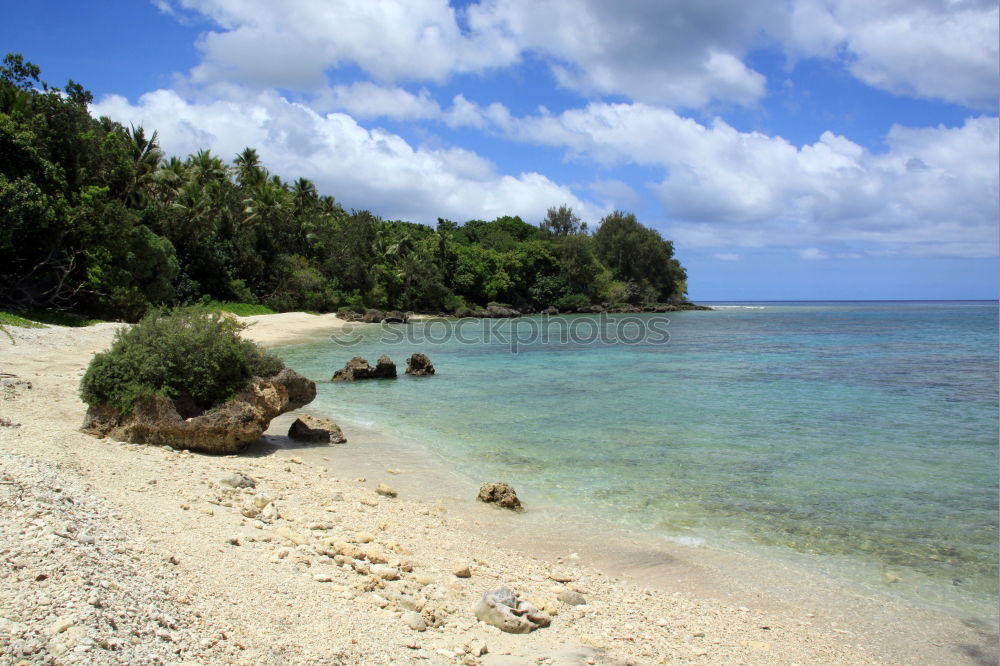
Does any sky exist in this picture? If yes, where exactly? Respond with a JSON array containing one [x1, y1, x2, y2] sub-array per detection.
[[3, 0, 998, 300]]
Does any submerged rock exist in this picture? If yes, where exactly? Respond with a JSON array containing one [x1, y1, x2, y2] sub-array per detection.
[[477, 482, 523, 511], [405, 353, 435, 376], [288, 414, 347, 443], [81, 368, 316, 455], [474, 587, 551, 634]]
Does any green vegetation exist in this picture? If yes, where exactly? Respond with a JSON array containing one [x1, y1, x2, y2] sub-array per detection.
[[1, 54, 692, 322], [79, 307, 284, 413], [0, 311, 46, 329]]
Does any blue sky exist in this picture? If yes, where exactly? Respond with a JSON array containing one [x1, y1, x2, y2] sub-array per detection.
[[3, 0, 997, 300]]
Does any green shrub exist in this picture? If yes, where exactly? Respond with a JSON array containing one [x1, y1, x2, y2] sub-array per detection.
[[555, 293, 592, 312], [79, 306, 284, 413]]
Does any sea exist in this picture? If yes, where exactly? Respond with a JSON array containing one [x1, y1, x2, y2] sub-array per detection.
[[273, 301, 999, 620]]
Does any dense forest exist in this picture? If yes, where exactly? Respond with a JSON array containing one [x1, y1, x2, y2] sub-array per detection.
[[0, 55, 690, 321]]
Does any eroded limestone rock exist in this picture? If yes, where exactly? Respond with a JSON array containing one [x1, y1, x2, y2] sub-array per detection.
[[288, 414, 347, 443], [474, 587, 551, 634], [405, 353, 435, 376], [81, 369, 316, 455], [477, 482, 523, 511]]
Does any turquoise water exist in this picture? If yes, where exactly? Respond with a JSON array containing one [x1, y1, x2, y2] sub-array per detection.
[[276, 302, 999, 617]]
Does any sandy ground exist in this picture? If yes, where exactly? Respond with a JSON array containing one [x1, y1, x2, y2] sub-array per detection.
[[0, 313, 996, 665]]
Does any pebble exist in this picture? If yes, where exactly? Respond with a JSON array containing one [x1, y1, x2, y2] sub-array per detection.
[[376, 483, 397, 497], [219, 473, 255, 489], [370, 564, 400, 580], [402, 611, 427, 631], [313, 574, 335, 583], [452, 564, 472, 578], [557, 590, 587, 606]]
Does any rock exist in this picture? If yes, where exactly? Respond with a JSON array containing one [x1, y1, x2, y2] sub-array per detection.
[[474, 587, 551, 634], [548, 572, 574, 583], [540, 306, 559, 315], [402, 611, 427, 631], [219, 473, 255, 489], [477, 482, 523, 511], [383, 310, 409, 324], [332, 356, 397, 381], [314, 573, 334, 583], [260, 503, 280, 522], [485, 304, 522, 318], [332, 357, 373, 382], [375, 483, 397, 498], [557, 590, 586, 606], [81, 368, 317, 454], [405, 353, 435, 376], [452, 564, 472, 578], [288, 415, 347, 443], [252, 493, 272, 509], [46, 618, 74, 635], [362, 309, 385, 323], [374, 355, 397, 379], [370, 564, 400, 580]]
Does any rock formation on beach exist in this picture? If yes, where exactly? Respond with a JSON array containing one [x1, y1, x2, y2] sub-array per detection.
[[405, 353, 435, 376], [288, 414, 347, 443], [331, 356, 398, 381], [81, 368, 316, 455], [477, 482, 523, 511], [474, 587, 551, 633]]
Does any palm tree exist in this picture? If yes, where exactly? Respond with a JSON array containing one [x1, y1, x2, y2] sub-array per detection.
[[122, 124, 163, 208], [233, 147, 265, 189]]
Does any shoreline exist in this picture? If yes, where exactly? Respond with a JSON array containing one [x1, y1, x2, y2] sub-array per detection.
[[1, 313, 996, 664]]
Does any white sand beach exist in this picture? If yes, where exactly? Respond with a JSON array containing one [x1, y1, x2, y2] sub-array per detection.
[[0, 313, 995, 665]]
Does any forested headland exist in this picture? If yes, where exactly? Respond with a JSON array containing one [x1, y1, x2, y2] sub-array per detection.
[[1, 55, 693, 322]]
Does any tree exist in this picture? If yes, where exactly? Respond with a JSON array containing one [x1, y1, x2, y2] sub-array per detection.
[[540, 204, 585, 236], [593, 211, 683, 301]]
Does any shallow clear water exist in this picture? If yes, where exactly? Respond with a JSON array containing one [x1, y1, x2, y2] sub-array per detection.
[[276, 301, 999, 617]]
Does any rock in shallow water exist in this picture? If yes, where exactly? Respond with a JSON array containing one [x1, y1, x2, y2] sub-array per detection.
[[473, 587, 551, 634], [477, 482, 522, 511], [405, 353, 435, 376]]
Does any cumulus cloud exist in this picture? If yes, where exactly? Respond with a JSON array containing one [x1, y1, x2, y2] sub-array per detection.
[[316, 82, 442, 120], [165, 0, 519, 89], [160, 0, 998, 111], [92, 88, 599, 224], [468, 0, 774, 107], [784, 0, 999, 108], [459, 100, 997, 257]]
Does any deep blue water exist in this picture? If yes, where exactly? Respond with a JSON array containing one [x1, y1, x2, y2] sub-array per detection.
[[276, 301, 999, 616]]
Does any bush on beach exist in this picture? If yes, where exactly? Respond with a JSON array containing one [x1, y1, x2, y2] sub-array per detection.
[[79, 306, 284, 414]]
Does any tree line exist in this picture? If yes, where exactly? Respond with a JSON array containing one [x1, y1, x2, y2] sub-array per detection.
[[0, 55, 689, 321]]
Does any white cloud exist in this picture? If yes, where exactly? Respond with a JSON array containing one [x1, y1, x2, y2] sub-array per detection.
[[785, 0, 999, 108], [169, 0, 519, 89], [317, 82, 441, 120], [467, 100, 997, 257], [158, 0, 997, 110], [799, 247, 830, 260], [714, 252, 741, 261], [92, 88, 599, 225]]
